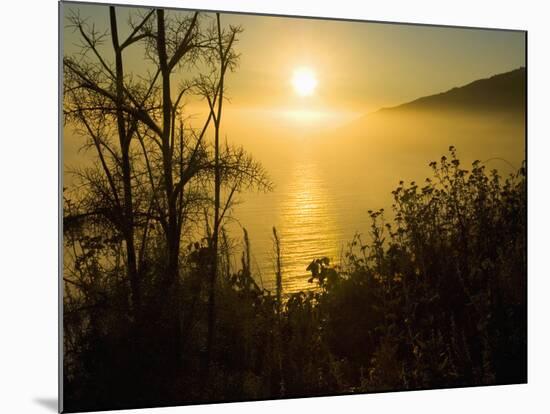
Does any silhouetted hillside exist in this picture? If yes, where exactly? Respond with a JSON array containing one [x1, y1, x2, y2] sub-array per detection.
[[379, 67, 525, 114], [310, 68, 526, 196]]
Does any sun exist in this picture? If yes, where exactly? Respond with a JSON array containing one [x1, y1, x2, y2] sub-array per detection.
[[291, 67, 317, 97]]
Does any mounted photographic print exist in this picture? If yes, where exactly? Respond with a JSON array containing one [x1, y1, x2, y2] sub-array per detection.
[[60, 1, 527, 412]]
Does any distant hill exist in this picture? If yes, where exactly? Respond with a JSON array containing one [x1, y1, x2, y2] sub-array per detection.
[[312, 67, 526, 171], [378, 67, 526, 114], [305, 67, 525, 222]]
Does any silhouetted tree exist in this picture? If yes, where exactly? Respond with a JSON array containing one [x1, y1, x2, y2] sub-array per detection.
[[63, 6, 270, 408]]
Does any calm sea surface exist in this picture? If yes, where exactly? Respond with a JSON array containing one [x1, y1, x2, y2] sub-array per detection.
[[228, 158, 370, 293], [64, 110, 524, 294], [225, 111, 525, 294]]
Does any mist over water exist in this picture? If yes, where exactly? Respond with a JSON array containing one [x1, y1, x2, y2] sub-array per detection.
[[228, 159, 350, 293], [63, 106, 525, 294], [60, 6, 528, 405], [226, 109, 525, 293]]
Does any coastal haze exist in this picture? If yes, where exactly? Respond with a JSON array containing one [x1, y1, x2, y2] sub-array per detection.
[[61, 4, 528, 410], [206, 69, 526, 292], [63, 6, 526, 293]]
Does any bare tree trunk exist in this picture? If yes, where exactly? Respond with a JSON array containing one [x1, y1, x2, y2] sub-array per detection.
[[156, 9, 179, 284], [156, 8, 184, 369], [109, 7, 140, 316], [205, 12, 226, 377]]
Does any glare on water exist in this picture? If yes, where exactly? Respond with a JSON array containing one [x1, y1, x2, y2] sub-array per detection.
[[227, 154, 348, 294], [275, 162, 342, 292]]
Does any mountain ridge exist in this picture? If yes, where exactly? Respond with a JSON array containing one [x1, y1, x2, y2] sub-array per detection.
[[376, 67, 526, 115]]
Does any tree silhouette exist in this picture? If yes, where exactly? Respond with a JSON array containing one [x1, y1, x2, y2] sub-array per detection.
[[63, 7, 271, 407], [62, 5, 525, 412]]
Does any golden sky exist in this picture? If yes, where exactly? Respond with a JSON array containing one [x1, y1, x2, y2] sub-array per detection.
[[62, 2, 526, 285], [63, 2, 525, 132]]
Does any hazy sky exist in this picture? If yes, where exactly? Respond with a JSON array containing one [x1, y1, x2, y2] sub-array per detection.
[[62, 2, 526, 284], [63, 2, 525, 126]]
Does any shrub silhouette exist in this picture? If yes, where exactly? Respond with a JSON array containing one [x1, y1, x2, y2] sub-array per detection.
[[288, 147, 526, 392], [63, 148, 526, 410]]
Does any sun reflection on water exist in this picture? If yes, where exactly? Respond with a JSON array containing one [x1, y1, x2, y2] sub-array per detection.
[[274, 161, 343, 292]]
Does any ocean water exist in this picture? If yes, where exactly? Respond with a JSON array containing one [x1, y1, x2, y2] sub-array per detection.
[[63, 108, 525, 295], [225, 110, 525, 294], [228, 159, 362, 293]]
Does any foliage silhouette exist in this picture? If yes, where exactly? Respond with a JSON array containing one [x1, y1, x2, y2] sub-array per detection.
[[63, 145, 526, 411], [62, 6, 525, 414]]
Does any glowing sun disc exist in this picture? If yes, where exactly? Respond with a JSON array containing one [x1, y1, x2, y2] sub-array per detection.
[[292, 68, 317, 96]]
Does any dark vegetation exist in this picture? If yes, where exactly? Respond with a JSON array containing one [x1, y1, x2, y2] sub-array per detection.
[[62, 6, 526, 412]]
